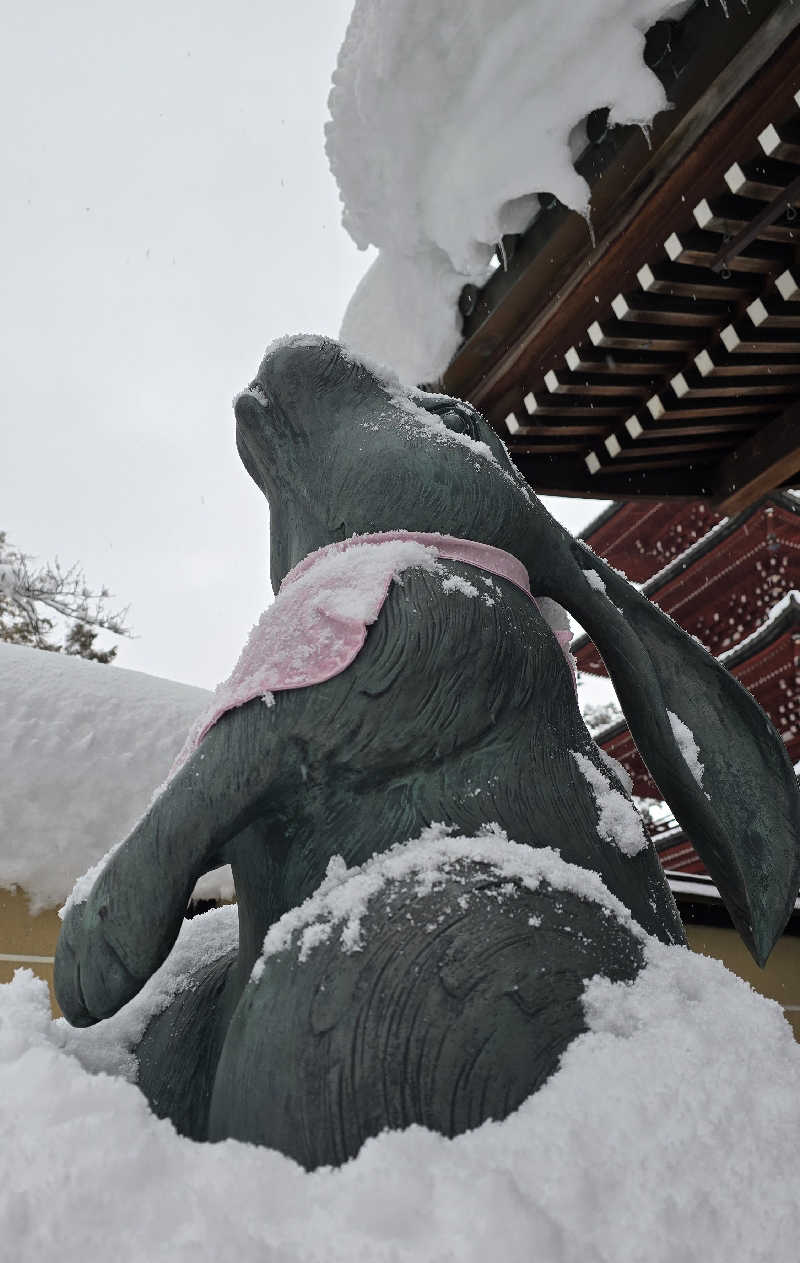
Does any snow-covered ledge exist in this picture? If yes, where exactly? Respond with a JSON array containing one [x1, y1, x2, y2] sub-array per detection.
[[0, 643, 232, 911]]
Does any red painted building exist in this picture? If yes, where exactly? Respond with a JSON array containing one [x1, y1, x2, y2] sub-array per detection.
[[576, 491, 800, 873]]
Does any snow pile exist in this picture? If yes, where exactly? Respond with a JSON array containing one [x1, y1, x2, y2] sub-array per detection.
[[255, 824, 639, 976], [572, 752, 648, 856], [53, 904, 240, 1081], [0, 643, 230, 910], [2, 905, 800, 1260], [327, 0, 690, 383]]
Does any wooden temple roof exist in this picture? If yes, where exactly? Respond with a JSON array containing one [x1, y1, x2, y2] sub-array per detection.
[[574, 500, 724, 584], [442, 0, 800, 510], [574, 494, 800, 882], [575, 491, 800, 672]]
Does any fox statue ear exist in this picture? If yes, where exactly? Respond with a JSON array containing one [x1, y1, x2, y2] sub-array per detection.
[[530, 526, 800, 966]]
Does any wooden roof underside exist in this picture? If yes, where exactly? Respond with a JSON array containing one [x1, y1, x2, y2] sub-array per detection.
[[442, 0, 800, 509]]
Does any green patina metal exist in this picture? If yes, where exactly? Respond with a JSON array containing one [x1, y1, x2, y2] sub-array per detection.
[[55, 336, 800, 1166]]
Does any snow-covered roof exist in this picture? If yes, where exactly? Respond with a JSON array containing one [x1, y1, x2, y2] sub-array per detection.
[[573, 491, 800, 664], [719, 590, 800, 666], [326, 0, 690, 384], [637, 492, 799, 598], [0, 643, 234, 910]]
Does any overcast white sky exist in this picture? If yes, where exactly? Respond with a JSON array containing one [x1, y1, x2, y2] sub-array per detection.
[[2, 0, 609, 690]]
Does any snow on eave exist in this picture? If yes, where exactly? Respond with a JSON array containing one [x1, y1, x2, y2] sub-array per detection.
[[587, 713, 628, 746], [586, 593, 800, 733], [327, 0, 696, 385], [718, 590, 800, 666], [573, 494, 800, 664], [652, 822, 685, 848], [666, 869, 800, 915], [641, 492, 800, 598]]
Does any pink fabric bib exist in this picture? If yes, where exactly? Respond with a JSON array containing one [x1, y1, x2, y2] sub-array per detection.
[[170, 532, 573, 776]]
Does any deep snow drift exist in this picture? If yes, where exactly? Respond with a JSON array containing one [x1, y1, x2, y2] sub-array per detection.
[[2, 845, 799, 1261], [327, 0, 691, 383], [0, 643, 234, 909]]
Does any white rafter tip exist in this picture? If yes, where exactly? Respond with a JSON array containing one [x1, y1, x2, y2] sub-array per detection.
[[587, 321, 603, 346], [693, 198, 712, 228], [523, 391, 538, 415], [604, 433, 621, 458], [671, 372, 689, 398], [664, 232, 682, 261], [637, 263, 655, 291], [646, 394, 664, 420], [695, 348, 714, 376], [611, 294, 629, 320], [759, 123, 780, 156], [747, 298, 768, 327], [544, 369, 559, 392], [585, 450, 601, 474], [724, 162, 745, 194], [795, 90, 800, 109], [776, 270, 799, 301], [625, 415, 643, 439], [505, 412, 521, 435], [721, 325, 740, 352], [565, 346, 580, 371]]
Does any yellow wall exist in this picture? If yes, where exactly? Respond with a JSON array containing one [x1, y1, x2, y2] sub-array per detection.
[[0, 888, 62, 1014], [685, 923, 800, 1039]]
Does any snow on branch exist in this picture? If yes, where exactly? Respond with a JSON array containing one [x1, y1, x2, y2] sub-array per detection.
[[0, 531, 130, 661]]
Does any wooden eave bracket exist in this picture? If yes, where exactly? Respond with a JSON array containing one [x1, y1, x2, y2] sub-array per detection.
[[713, 403, 800, 513]]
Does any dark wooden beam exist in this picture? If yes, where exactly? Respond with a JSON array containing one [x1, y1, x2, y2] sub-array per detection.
[[710, 171, 800, 270], [509, 453, 714, 500], [713, 402, 800, 511]]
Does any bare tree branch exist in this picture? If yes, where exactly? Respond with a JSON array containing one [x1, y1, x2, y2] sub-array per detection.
[[0, 531, 131, 661]]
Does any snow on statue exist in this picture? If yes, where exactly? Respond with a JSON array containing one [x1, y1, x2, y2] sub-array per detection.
[[1, 334, 799, 1260], [51, 336, 800, 1176]]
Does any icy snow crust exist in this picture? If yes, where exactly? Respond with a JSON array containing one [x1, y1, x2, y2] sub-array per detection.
[[3, 865, 800, 1260], [327, 0, 691, 383], [0, 643, 230, 911]]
